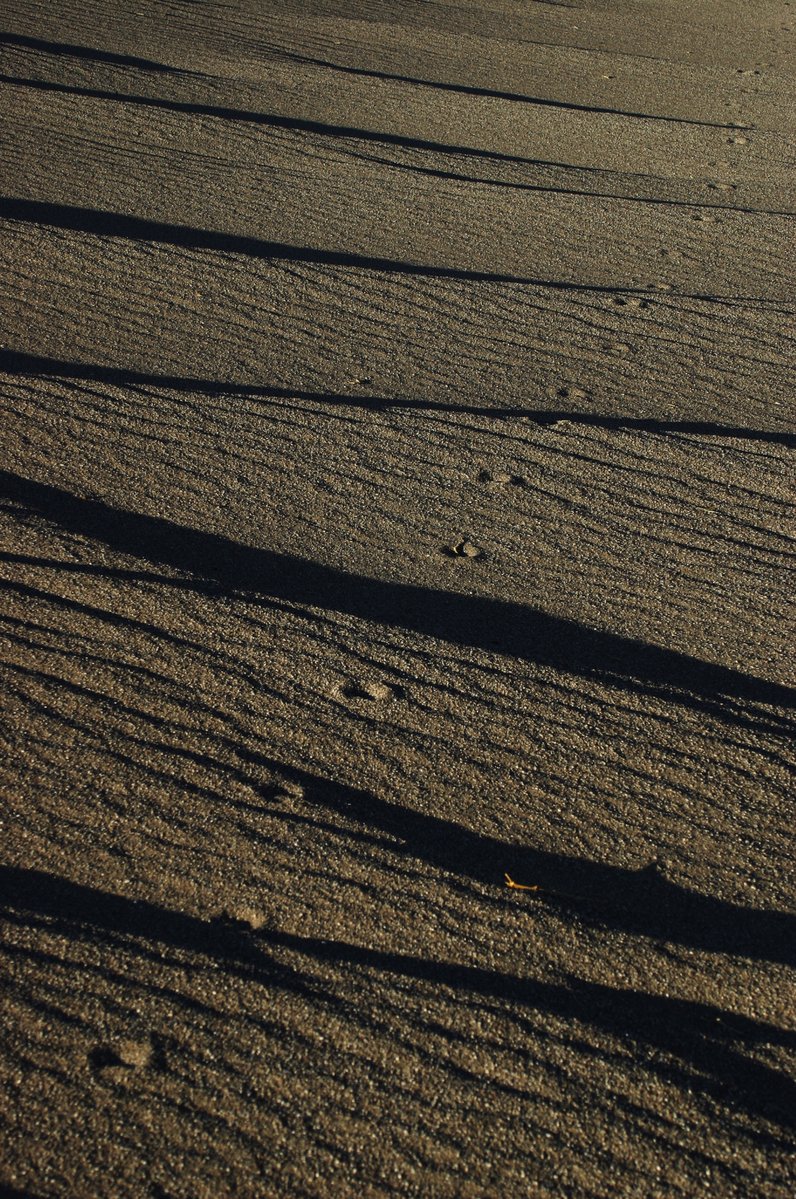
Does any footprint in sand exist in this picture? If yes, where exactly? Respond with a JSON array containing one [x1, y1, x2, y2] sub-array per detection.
[[226, 772, 303, 806], [90, 1038, 154, 1071], [613, 296, 652, 311], [266, 778, 305, 804], [340, 680, 401, 702], [216, 906, 269, 931], [555, 385, 591, 401], [478, 469, 524, 487], [444, 539, 485, 560]]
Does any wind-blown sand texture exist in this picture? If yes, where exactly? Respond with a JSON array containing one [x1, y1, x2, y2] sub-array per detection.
[[1, 1, 795, 1195]]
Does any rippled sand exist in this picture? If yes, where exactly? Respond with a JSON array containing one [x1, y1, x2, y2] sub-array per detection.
[[1, 2, 794, 1195]]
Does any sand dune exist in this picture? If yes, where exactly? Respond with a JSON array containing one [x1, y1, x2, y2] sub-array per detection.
[[1, 2, 794, 1196]]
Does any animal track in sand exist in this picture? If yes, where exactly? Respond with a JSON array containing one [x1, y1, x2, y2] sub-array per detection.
[[266, 778, 305, 804], [340, 679, 402, 702], [216, 906, 269, 931], [555, 384, 591, 401], [89, 1039, 154, 1071], [478, 469, 524, 487], [226, 773, 303, 806], [444, 539, 485, 560], [613, 296, 652, 311]]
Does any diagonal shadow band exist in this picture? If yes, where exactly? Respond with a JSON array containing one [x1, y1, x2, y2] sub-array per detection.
[[2, 74, 789, 219], [0, 30, 205, 76], [258, 41, 739, 129], [266, 768, 796, 969], [1, 865, 794, 1130], [0, 570, 793, 965], [1, 468, 793, 727], [0, 864, 311, 998], [0, 28, 738, 128], [0, 196, 784, 307], [344, 139, 795, 216], [0, 70, 608, 175], [265, 929, 796, 1130], [2, 351, 795, 446]]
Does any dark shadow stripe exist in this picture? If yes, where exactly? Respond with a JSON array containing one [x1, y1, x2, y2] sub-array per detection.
[[3, 74, 788, 218], [1, 468, 793, 724], [0, 30, 202, 76], [261, 43, 742, 129], [264, 930, 796, 1128], [2, 352, 794, 446], [0, 684, 792, 967], [350, 145, 794, 217], [0, 73, 602, 175], [0, 197, 782, 306], [0, 28, 746, 129], [1, 865, 794, 1128], [0, 864, 309, 995], [277, 775, 796, 969]]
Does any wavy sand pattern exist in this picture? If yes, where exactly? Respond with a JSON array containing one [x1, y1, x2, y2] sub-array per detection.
[[1, 2, 794, 1196]]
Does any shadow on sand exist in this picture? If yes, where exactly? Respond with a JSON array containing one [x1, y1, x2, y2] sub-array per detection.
[[1, 865, 794, 1132], [1, 468, 794, 736], [2, 351, 794, 445], [0, 197, 781, 306]]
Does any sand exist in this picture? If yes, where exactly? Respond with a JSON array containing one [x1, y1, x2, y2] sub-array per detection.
[[0, 1, 794, 1195]]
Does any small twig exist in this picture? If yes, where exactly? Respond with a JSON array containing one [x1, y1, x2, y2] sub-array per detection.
[[504, 873, 582, 903], [504, 873, 541, 892]]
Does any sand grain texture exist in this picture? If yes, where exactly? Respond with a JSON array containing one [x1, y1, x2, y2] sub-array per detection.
[[1, 2, 795, 1196]]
